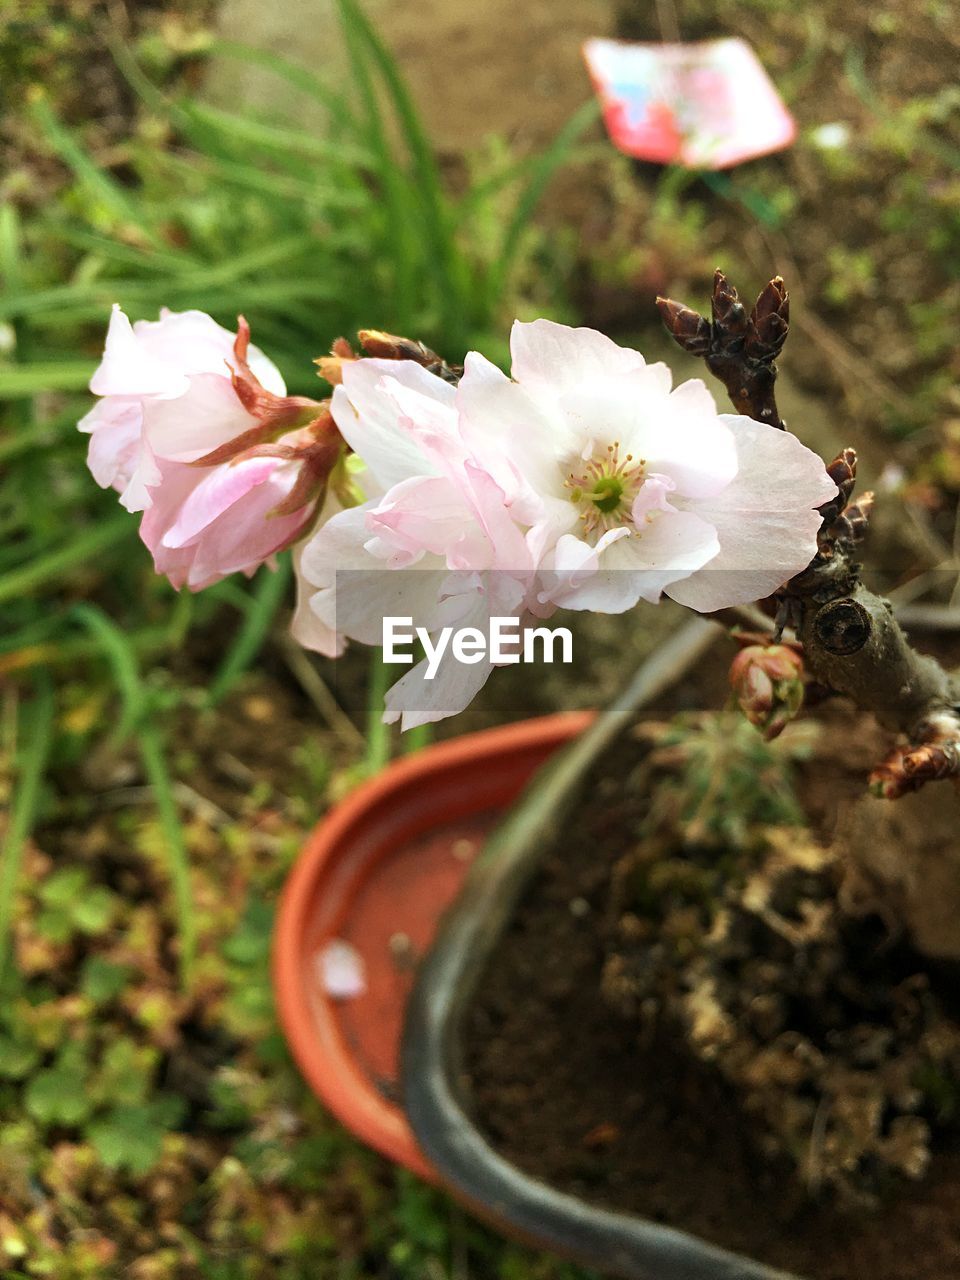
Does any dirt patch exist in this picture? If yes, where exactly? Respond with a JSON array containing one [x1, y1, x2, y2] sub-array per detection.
[[463, 702, 960, 1279]]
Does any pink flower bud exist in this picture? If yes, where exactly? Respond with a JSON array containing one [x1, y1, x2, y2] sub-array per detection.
[[729, 643, 804, 741]]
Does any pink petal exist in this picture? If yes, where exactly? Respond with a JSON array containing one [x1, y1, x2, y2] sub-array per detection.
[[554, 509, 720, 612], [510, 318, 653, 390], [81, 399, 142, 492], [334, 360, 452, 490], [290, 538, 346, 658], [457, 352, 567, 506], [162, 456, 281, 548], [90, 305, 190, 398], [141, 372, 253, 463], [144, 308, 286, 395], [666, 416, 837, 612]]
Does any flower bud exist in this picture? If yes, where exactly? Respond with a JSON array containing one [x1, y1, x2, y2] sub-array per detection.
[[729, 643, 804, 741]]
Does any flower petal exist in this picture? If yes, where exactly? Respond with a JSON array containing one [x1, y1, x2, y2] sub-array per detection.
[[161, 456, 285, 548], [334, 360, 453, 490], [81, 399, 142, 493], [299, 505, 453, 646], [141, 372, 253, 462], [89, 305, 190, 398], [510, 318, 655, 389], [552, 509, 720, 612], [666, 416, 838, 612], [290, 535, 346, 658], [457, 351, 567, 506]]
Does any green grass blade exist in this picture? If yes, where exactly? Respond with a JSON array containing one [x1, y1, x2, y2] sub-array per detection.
[[335, 0, 419, 329], [337, 0, 471, 324], [178, 100, 374, 170], [402, 722, 433, 753], [363, 647, 392, 774], [36, 224, 192, 274], [206, 556, 292, 706], [70, 605, 196, 984], [207, 39, 361, 132], [0, 676, 55, 980], [0, 627, 173, 676], [0, 204, 24, 294], [28, 90, 165, 250], [0, 515, 131, 607], [71, 604, 147, 742], [492, 98, 600, 304], [138, 723, 197, 983], [0, 362, 95, 396]]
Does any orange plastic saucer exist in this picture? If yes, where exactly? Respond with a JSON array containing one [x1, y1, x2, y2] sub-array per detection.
[[272, 711, 593, 1179]]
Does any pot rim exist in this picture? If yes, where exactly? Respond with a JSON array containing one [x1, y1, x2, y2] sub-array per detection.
[[272, 709, 595, 1180]]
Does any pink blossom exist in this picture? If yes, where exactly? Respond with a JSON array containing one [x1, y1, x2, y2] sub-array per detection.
[[81, 306, 341, 591], [79, 306, 285, 513], [295, 321, 835, 727], [296, 359, 535, 723], [140, 429, 321, 591], [457, 319, 838, 613]]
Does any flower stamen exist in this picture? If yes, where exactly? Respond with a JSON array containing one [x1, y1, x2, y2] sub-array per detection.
[[564, 440, 646, 538]]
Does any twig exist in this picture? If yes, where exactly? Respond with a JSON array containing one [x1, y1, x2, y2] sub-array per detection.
[[659, 271, 960, 798], [279, 636, 365, 750], [891, 603, 960, 633]]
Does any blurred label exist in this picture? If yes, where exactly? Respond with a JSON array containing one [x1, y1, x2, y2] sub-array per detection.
[[583, 37, 796, 169]]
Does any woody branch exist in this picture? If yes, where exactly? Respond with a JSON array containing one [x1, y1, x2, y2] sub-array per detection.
[[658, 270, 960, 798]]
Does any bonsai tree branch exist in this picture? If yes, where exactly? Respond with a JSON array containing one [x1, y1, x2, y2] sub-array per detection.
[[659, 270, 960, 798]]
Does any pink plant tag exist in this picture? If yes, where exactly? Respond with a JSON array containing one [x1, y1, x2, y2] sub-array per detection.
[[583, 37, 796, 169]]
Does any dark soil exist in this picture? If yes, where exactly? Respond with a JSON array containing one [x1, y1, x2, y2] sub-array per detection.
[[462, 705, 960, 1280]]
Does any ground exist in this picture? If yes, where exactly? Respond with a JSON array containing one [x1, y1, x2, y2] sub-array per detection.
[[1, 0, 959, 1275]]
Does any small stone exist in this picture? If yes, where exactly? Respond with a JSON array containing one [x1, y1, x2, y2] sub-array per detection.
[[569, 897, 590, 918], [242, 694, 274, 722], [451, 838, 477, 862], [389, 932, 417, 969]]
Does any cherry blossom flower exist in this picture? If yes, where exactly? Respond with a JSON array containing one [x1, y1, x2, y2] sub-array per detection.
[[296, 358, 535, 724], [457, 319, 838, 613], [139, 428, 327, 591], [295, 320, 835, 726], [81, 307, 342, 590], [79, 306, 288, 513], [83, 304, 836, 727]]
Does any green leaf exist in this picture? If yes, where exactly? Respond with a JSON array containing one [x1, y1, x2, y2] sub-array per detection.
[[38, 865, 88, 908], [25, 1051, 92, 1126], [80, 957, 131, 1004], [88, 1098, 186, 1176], [223, 896, 273, 966], [0, 1033, 41, 1080], [71, 885, 118, 935], [93, 1038, 156, 1107]]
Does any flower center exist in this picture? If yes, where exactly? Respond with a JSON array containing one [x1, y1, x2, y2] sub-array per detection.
[[564, 441, 645, 537]]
